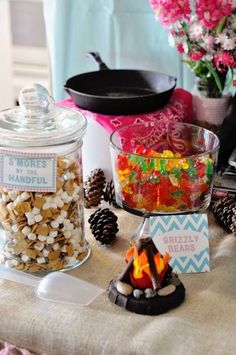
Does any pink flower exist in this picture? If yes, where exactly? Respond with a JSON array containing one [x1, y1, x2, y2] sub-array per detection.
[[189, 51, 205, 61], [214, 52, 236, 72], [149, 0, 158, 9], [196, 0, 233, 29], [177, 43, 185, 53], [152, 0, 191, 27]]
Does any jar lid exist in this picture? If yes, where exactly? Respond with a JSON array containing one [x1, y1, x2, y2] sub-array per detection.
[[0, 84, 87, 147]]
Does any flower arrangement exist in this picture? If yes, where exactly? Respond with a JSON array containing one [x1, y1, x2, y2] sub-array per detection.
[[149, 0, 236, 98]]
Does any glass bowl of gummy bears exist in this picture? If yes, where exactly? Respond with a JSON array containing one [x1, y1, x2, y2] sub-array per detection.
[[110, 121, 220, 217]]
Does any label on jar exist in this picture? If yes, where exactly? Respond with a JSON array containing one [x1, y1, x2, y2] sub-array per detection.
[[0, 150, 57, 192]]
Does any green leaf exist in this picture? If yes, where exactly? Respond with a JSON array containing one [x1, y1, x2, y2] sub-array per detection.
[[200, 61, 223, 92], [226, 67, 234, 89], [215, 16, 227, 34]]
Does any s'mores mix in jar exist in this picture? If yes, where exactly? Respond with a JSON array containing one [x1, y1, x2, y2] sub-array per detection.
[[0, 84, 90, 273]]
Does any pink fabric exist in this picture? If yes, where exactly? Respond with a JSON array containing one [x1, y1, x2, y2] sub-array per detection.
[[57, 88, 193, 133]]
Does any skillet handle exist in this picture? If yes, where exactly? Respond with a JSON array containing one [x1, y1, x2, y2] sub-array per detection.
[[86, 52, 110, 71]]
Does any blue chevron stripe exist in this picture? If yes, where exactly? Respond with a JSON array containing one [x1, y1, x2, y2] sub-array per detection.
[[171, 257, 210, 273], [150, 214, 208, 235], [193, 248, 209, 262]]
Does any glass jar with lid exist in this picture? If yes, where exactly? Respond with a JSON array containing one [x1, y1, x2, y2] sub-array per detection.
[[0, 84, 90, 273]]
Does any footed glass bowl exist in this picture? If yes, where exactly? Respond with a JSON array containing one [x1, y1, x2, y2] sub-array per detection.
[[110, 121, 219, 219]]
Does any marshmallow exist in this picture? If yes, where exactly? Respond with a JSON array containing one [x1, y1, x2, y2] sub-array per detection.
[[6, 202, 14, 210], [22, 226, 31, 236], [34, 242, 44, 251], [32, 207, 40, 215], [22, 255, 31, 262], [21, 191, 30, 201], [37, 257, 46, 264], [64, 231, 72, 239], [28, 218, 36, 226], [34, 214, 43, 223], [50, 220, 59, 229], [38, 235, 47, 242], [49, 230, 57, 238], [8, 191, 18, 200], [25, 212, 34, 219], [42, 202, 50, 210], [46, 236, 54, 244], [60, 210, 67, 217], [56, 215, 64, 224], [42, 248, 50, 257], [2, 194, 10, 203], [52, 243, 60, 251], [12, 225, 19, 233], [28, 233, 36, 241]]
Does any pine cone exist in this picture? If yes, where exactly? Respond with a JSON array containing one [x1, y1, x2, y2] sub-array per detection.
[[88, 208, 119, 245], [103, 180, 120, 208], [84, 169, 106, 208], [212, 197, 236, 232]]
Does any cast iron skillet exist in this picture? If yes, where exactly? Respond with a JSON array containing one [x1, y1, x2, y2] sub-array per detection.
[[64, 52, 177, 115]]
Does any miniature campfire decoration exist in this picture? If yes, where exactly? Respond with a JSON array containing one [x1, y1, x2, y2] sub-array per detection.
[[108, 237, 185, 315]]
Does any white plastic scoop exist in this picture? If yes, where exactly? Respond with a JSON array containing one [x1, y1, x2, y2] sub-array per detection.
[[0, 265, 104, 305]]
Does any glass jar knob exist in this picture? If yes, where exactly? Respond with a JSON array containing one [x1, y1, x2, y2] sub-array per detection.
[[18, 83, 53, 118]]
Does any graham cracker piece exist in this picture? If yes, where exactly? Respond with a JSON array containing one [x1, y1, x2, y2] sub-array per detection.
[[49, 258, 64, 270], [29, 191, 34, 201], [35, 224, 49, 236], [21, 202, 31, 213], [41, 209, 52, 219], [17, 221, 28, 230], [15, 263, 25, 271], [48, 249, 61, 261], [0, 201, 9, 220], [25, 248, 37, 259], [31, 223, 39, 233], [2, 222, 12, 231], [66, 243, 74, 256], [27, 264, 42, 273], [34, 197, 44, 209], [12, 240, 27, 254], [77, 251, 88, 261], [64, 180, 74, 194], [15, 231, 25, 241], [61, 203, 70, 211], [68, 206, 77, 219], [57, 166, 63, 176]]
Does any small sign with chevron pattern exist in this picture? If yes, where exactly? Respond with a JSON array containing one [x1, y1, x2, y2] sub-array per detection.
[[150, 213, 210, 273]]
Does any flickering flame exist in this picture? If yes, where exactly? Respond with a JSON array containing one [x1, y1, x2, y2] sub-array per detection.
[[126, 246, 170, 281]]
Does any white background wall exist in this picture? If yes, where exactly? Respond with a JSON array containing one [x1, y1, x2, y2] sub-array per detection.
[[0, 0, 49, 110]]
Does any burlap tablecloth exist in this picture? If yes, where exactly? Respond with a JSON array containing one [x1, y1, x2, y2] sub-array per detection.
[[0, 208, 235, 355]]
